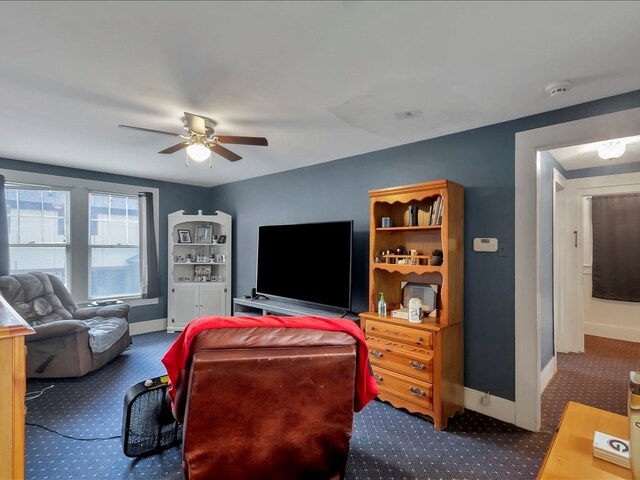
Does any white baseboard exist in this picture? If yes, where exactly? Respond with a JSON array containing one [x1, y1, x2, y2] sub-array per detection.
[[585, 322, 640, 343], [541, 356, 556, 393], [464, 387, 516, 425], [129, 318, 167, 336]]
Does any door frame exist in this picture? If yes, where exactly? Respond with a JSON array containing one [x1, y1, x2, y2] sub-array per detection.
[[514, 106, 640, 431], [552, 168, 567, 355]]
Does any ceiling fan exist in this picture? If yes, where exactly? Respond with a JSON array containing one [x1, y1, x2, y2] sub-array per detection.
[[119, 112, 268, 167]]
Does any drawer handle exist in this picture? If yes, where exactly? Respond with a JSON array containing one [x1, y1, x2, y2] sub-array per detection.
[[409, 386, 425, 397], [370, 350, 383, 358], [417, 336, 424, 342], [370, 326, 376, 331], [409, 360, 425, 370], [373, 374, 383, 383]]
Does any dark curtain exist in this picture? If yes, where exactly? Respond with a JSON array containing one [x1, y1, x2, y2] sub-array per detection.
[[0, 175, 9, 276], [139, 192, 159, 299], [592, 193, 640, 302]]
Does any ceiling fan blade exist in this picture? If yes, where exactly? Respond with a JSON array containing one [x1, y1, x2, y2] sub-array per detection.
[[118, 125, 182, 137], [184, 112, 206, 135], [159, 142, 190, 154], [215, 135, 269, 146], [210, 143, 242, 162]]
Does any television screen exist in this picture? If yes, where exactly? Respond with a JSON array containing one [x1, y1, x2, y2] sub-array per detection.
[[256, 220, 353, 311]]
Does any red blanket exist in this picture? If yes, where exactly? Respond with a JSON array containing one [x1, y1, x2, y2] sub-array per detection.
[[161, 315, 379, 412]]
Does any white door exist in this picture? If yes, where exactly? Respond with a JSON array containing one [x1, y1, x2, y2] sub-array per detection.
[[171, 284, 200, 330], [200, 283, 226, 317]]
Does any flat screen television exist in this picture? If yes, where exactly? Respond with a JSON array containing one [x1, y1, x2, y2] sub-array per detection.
[[256, 220, 353, 311]]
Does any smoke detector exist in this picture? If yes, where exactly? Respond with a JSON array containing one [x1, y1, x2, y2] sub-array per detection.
[[545, 81, 573, 97]]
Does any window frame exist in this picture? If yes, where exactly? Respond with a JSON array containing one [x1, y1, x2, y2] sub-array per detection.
[[1, 168, 159, 307], [88, 190, 141, 300], [6, 185, 72, 284]]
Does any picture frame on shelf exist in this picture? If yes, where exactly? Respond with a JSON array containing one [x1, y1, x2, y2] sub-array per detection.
[[178, 229, 192, 243], [401, 281, 439, 315], [217, 234, 227, 244], [195, 224, 213, 244]]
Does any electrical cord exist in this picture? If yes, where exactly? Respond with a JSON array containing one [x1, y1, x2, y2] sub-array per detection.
[[25, 385, 55, 401], [25, 384, 119, 441], [26, 422, 121, 441]]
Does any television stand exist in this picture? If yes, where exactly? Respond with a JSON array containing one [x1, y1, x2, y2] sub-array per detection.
[[233, 297, 358, 322]]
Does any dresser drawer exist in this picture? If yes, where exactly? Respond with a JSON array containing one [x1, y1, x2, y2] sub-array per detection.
[[371, 365, 433, 410], [366, 335, 433, 383], [365, 320, 433, 348]]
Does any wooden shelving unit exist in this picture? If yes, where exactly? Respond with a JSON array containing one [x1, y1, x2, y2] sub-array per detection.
[[360, 179, 464, 430]]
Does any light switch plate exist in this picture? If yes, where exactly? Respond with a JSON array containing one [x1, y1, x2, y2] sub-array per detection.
[[473, 237, 498, 252]]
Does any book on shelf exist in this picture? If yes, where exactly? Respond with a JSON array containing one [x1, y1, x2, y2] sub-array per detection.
[[429, 197, 438, 225], [436, 196, 444, 225]]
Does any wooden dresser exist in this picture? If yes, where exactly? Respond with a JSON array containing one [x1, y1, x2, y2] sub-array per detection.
[[0, 294, 34, 480], [360, 180, 464, 430]]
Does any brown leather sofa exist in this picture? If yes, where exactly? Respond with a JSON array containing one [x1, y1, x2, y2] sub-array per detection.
[[172, 326, 358, 480]]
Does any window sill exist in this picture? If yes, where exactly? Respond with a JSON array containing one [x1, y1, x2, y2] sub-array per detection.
[[80, 297, 159, 308]]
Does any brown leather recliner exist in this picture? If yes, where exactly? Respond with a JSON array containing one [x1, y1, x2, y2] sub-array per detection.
[[172, 326, 358, 480]]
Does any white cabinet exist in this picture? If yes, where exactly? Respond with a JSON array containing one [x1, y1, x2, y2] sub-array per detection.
[[172, 283, 226, 329], [167, 210, 231, 332]]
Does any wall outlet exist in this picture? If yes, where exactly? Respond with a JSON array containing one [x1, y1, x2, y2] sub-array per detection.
[[481, 392, 491, 406]]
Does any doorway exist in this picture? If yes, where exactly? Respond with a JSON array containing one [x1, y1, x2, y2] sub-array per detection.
[[514, 105, 640, 431]]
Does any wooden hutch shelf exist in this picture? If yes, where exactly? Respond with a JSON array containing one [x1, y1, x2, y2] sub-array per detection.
[[361, 179, 464, 430]]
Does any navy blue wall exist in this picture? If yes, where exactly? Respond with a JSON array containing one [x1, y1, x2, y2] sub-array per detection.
[[0, 157, 209, 323], [210, 90, 640, 401]]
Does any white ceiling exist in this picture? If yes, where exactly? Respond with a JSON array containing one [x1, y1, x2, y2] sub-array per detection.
[[548, 135, 640, 171], [1, 1, 640, 188]]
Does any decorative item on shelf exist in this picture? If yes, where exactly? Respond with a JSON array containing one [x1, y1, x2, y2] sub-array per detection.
[[408, 204, 419, 226], [402, 281, 438, 316], [194, 265, 212, 282], [408, 297, 423, 323], [409, 249, 419, 265], [217, 234, 227, 244], [381, 217, 393, 228], [211, 234, 218, 244], [196, 254, 208, 263], [185, 254, 193, 263], [396, 245, 406, 256], [195, 224, 213, 244], [178, 229, 192, 243], [384, 249, 395, 264], [429, 249, 443, 266]]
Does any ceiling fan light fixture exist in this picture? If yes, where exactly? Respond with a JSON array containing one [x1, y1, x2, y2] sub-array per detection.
[[186, 143, 211, 162], [597, 139, 626, 160]]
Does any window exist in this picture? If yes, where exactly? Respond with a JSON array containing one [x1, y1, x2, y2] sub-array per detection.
[[89, 192, 140, 299], [2, 168, 158, 306], [6, 187, 70, 284]]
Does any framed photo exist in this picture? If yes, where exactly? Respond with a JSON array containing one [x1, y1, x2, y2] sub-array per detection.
[[401, 281, 438, 314], [217, 234, 227, 244], [195, 224, 213, 244], [178, 229, 192, 243]]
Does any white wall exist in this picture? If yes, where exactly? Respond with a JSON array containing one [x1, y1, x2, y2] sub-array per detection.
[[569, 172, 640, 342]]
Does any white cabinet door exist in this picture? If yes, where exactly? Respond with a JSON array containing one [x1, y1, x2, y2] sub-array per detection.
[[171, 284, 200, 330], [200, 283, 226, 317]]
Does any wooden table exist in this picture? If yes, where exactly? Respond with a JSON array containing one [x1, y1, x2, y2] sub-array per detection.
[[537, 401, 632, 479]]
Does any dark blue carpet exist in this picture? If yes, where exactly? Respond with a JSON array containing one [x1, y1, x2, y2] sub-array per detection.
[[25, 331, 547, 479]]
